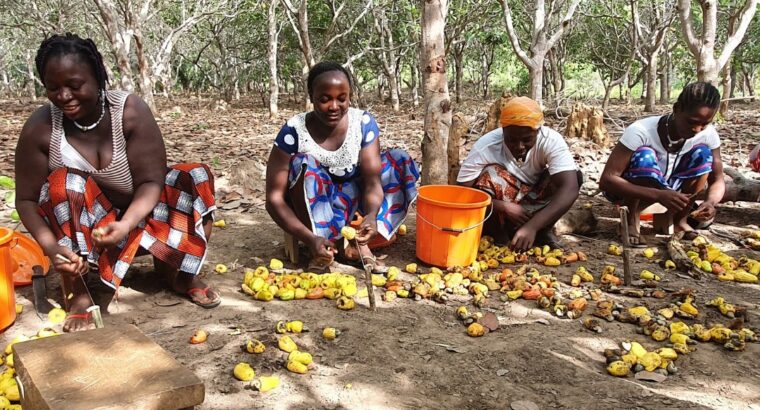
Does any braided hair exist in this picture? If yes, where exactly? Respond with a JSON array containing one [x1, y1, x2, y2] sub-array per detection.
[[35, 33, 108, 90], [675, 82, 721, 113], [307, 62, 352, 99]]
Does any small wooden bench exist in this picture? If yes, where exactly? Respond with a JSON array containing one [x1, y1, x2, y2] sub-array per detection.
[[284, 231, 300, 264], [641, 203, 673, 235]]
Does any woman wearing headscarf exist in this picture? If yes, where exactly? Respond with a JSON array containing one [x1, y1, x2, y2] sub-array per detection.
[[458, 96, 581, 251]]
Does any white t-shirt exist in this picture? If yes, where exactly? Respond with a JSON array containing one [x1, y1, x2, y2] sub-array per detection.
[[620, 116, 720, 181], [457, 126, 577, 185]]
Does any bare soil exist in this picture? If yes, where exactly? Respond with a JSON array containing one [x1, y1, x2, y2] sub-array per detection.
[[1, 94, 759, 409]]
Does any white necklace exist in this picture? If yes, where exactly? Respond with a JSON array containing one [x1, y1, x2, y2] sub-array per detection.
[[73, 91, 106, 132], [664, 113, 682, 146]]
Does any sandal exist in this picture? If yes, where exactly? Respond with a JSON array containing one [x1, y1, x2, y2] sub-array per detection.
[[187, 287, 222, 309], [359, 254, 389, 274]]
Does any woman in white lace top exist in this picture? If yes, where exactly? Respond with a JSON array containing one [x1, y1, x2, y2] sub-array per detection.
[[265, 62, 419, 271]]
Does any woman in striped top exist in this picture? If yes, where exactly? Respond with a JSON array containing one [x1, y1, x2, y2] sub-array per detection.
[[15, 33, 221, 332]]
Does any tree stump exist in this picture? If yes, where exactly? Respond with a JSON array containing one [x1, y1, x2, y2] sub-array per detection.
[[565, 103, 609, 147], [485, 91, 513, 132], [448, 112, 469, 184]]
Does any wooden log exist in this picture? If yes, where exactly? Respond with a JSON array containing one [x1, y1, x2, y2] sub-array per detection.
[[13, 324, 205, 410], [722, 167, 760, 203]]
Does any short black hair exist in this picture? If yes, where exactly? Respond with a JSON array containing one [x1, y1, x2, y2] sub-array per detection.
[[35, 33, 109, 90], [675, 81, 721, 112], [307, 61, 352, 98]]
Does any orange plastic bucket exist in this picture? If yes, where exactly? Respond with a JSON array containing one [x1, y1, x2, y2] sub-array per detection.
[[416, 185, 492, 268], [0, 227, 17, 332]]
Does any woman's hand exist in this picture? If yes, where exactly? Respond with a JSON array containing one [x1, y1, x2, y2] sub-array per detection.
[[657, 190, 690, 212], [356, 217, 378, 244], [691, 201, 716, 221], [48, 245, 88, 277], [498, 201, 530, 227], [92, 220, 131, 248], [511, 225, 537, 253], [309, 235, 337, 264]]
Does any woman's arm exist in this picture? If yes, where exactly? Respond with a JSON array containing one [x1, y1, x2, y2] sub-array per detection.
[[265, 146, 335, 259], [600, 143, 689, 211], [599, 143, 658, 201], [15, 107, 88, 275], [95, 95, 166, 246], [693, 147, 726, 219], [510, 170, 578, 251], [357, 138, 383, 240]]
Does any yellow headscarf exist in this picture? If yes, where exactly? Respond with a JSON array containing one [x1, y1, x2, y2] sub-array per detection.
[[499, 96, 543, 129]]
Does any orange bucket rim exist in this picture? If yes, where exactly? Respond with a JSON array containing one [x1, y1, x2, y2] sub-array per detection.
[[0, 227, 13, 245], [417, 185, 491, 209]]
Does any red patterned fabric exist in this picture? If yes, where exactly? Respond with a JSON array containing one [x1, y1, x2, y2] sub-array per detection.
[[38, 164, 216, 289], [473, 164, 553, 224]]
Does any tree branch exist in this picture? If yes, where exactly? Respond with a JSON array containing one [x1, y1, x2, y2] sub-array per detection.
[[717, 0, 760, 71], [500, 0, 533, 67], [676, 0, 700, 56]]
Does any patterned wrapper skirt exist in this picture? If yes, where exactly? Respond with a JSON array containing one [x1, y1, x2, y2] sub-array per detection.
[[473, 164, 554, 219], [288, 149, 419, 241], [38, 164, 216, 289], [604, 144, 713, 203]]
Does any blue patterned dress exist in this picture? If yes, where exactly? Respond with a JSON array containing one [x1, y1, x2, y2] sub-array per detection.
[[274, 108, 418, 241]]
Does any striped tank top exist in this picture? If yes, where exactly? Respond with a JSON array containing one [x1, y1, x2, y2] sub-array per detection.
[[48, 90, 134, 195]]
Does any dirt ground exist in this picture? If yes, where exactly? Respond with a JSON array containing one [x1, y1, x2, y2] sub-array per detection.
[[1, 94, 759, 409]]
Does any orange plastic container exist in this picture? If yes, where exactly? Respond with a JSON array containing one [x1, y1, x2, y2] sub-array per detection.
[[0, 227, 17, 332], [416, 185, 492, 268]]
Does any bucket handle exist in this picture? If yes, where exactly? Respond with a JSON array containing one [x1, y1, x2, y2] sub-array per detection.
[[415, 203, 493, 233]]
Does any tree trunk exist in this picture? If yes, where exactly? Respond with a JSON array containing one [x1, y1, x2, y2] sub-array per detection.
[[133, 29, 156, 113], [720, 62, 732, 116], [659, 51, 670, 104], [481, 49, 493, 99], [549, 48, 562, 102], [742, 65, 756, 101], [602, 83, 613, 110], [644, 53, 658, 112], [411, 61, 420, 107], [420, 0, 451, 185], [528, 60, 543, 104], [268, 0, 279, 118], [452, 43, 464, 104], [388, 73, 400, 111], [93, 0, 135, 91], [25, 51, 36, 102]]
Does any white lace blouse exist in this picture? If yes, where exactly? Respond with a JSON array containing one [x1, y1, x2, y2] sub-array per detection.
[[274, 108, 379, 179]]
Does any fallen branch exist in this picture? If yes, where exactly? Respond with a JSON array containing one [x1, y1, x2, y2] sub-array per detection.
[[722, 167, 760, 203], [667, 231, 701, 279]]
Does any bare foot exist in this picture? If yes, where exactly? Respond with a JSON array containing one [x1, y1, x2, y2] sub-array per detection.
[[674, 220, 699, 240], [62, 287, 96, 333]]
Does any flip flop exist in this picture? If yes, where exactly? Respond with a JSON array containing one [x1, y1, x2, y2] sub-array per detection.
[[63, 312, 94, 333], [359, 255, 389, 274], [187, 287, 221, 309]]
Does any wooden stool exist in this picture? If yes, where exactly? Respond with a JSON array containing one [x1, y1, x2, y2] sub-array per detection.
[[642, 203, 673, 235], [284, 231, 299, 264], [13, 324, 204, 409]]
